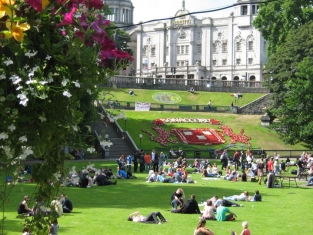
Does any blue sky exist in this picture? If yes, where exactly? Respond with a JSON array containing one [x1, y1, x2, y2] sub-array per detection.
[[131, 0, 235, 23]]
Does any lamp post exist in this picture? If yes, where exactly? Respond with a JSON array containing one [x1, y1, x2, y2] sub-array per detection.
[[124, 117, 127, 131], [139, 134, 142, 149]]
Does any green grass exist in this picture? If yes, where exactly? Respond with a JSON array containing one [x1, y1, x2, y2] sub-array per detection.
[[99, 88, 264, 107], [2, 160, 312, 235]]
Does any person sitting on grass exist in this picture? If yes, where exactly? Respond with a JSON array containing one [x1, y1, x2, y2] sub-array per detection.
[[117, 167, 127, 179], [231, 221, 251, 235], [194, 219, 215, 235], [170, 188, 185, 211], [216, 201, 237, 221], [94, 173, 117, 185], [250, 190, 262, 201], [128, 211, 167, 224], [17, 195, 33, 216], [60, 194, 73, 213], [189, 87, 195, 94], [202, 200, 216, 220], [172, 194, 201, 214], [202, 169, 218, 178]]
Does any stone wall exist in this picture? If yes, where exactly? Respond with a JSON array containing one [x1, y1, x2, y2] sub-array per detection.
[[238, 94, 272, 115]]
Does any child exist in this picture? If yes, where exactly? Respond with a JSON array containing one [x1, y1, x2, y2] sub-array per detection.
[[50, 219, 59, 235], [231, 221, 251, 235]]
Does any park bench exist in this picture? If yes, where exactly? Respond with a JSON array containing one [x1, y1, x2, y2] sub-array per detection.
[[179, 105, 192, 111]]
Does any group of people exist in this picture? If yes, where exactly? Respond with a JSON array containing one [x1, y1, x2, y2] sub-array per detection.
[[18, 194, 73, 234]]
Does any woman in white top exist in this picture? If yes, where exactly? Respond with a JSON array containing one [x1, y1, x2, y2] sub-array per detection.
[[223, 191, 249, 201], [212, 163, 218, 175], [194, 219, 214, 235], [202, 200, 216, 220]]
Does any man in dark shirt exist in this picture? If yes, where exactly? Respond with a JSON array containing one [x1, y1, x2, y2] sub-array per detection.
[[296, 157, 304, 178], [17, 195, 33, 216], [95, 173, 117, 186], [60, 194, 73, 213], [172, 194, 200, 214]]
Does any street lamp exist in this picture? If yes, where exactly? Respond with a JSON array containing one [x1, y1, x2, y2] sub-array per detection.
[[139, 134, 142, 149], [124, 117, 127, 131]]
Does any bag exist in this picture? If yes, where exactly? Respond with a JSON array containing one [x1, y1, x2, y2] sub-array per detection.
[[220, 154, 224, 160], [291, 169, 297, 175]]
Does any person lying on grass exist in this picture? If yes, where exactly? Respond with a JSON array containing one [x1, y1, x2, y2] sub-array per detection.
[[127, 211, 167, 223], [223, 191, 249, 201]]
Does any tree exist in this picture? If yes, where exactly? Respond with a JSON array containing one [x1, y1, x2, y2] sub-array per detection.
[[264, 22, 313, 145], [253, 0, 313, 56], [0, 0, 133, 234]]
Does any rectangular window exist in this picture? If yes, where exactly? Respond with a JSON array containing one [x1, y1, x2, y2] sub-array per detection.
[[196, 45, 201, 53], [222, 59, 227, 66], [213, 44, 217, 53], [241, 5, 248, 15], [222, 43, 227, 53], [166, 47, 169, 55], [236, 59, 241, 65], [252, 5, 256, 15], [248, 58, 253, 65], [236, 42, 241, 51], [185, 45, 189, 54], [181, 46, 184, 54], [177, 46, 180, 54], [212, 60, 217, 66], [151, 47, 156, 57], [176, 62, 180, 67], [248, 41, 254, 51]]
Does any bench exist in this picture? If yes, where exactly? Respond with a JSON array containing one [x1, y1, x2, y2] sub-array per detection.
[[276, 176, 298, 188], [179, 105, 192, 111], [299, 173, 309, 181]]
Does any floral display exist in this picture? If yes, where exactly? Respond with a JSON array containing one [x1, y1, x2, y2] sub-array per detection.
[[219, 126, 251, 145], [170, 128, 226, 145], [153, 118, 222, 125]]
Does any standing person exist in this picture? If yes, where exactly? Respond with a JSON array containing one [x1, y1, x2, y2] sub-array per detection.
[[126, 154, 133, 171], [240, 150, 246, 170], [139, 150, 145, 173], [144, 152, 151, 173], [133, 150, 139, 173], [232, 221, 251, 235], [158, 152, 166, 171], [207, 100, 211, 109], [153, 150, 159, 172], [151, 150, 155, 169], [17, 196, 33, 216], [257, 159, 264, 185], [127, 211, 167, 224], [216, 201, 237, 221], [267, 157, 274, 172], [230, 101, 234, 110], [233, 150, 240, 170], [60, 194, 73, 213], [221, 149, 228, 170], [170, 188, 185, 211], [49, 219, 59, 235], [296, 157, 304, 179], [194, 219, 215, 235]]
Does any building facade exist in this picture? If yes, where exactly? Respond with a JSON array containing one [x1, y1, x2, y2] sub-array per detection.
[[125, 0, 267, 82], [105, 0, 134, 27]]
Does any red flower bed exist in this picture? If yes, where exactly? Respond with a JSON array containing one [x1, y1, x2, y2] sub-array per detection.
[[170, 128, 225, 145], [218, 126, 251, 145]]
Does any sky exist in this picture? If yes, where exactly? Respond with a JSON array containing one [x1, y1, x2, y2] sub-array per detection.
[[131, 0, 235, 24]]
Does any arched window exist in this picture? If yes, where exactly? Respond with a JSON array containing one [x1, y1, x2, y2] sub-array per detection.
[[233, 76, 240, 87], [250, 75, 256, 87]]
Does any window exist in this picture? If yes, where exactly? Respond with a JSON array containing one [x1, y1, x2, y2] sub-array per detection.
[[236, 59, 241, 65], [122, 9, 125, 22], [222, 43, 227, 53], [177, 46, 180, 54], [236, 42, 241, 51], [212, 60, 217, 66], [248, 41, 254, 51], [186, 45, 189, 54], [241, 5, 248, 15], [176, 62, 180, 67], [248, 58, 253, 65], [252, 5, 259, 14], [181, 46, 184, 54], [151, 47, 156, 57], [222, 59, 227, 66], [166, 47, 169, 55], [213, 44, 217, 53], [196, 45, 201, 53]]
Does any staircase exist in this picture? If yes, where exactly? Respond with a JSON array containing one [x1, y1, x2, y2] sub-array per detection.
[[90, 120, 133, 159], [238, 93, 272, 115]]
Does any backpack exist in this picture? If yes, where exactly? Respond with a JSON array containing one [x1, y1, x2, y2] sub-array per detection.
[[291, 169, 297, 175]]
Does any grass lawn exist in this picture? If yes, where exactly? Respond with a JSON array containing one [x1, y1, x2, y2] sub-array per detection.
[[99, 88, 264, 107], [2, 160, 312, 235]]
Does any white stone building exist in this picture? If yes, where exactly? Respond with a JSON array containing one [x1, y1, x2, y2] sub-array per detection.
[[105, 0, 134, 27], [108, 0, 267, 82]]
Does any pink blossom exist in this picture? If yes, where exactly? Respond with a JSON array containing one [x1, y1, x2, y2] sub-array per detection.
[[56, 7, 77, 27]]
